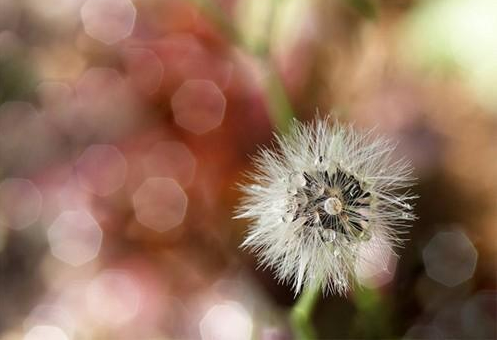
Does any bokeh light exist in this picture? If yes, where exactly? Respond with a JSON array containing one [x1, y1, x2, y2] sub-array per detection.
[[54, 280, 94, 338], [80, 0, 136, 45], [0, 178, 42, 230], [24, 305, 75, 339], [86, 270, 141, 326], [132, 177, 188, 232], [75, 144, 127, 196], [423, 230, 478, 287], [24, 325, 68, 340], [171, 80, 226, 135], [47, 210, 102, 266], [199, 301, 253, 340], [40, 175, 94, 225], [122, 48, 164, 95]]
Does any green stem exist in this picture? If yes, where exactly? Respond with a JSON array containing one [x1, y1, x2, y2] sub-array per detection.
[[190, 0, 295, 131], [266, 67, 295, 132], [189, 0, 242, 44], [290, 284, 321, 339], [351, 286, 391, 338], [258, 0, 295, 131]]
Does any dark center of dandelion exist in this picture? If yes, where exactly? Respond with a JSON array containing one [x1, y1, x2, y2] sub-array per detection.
[[289, 168, 372, 242]]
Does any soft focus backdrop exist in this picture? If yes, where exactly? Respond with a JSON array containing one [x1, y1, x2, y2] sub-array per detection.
[[0, 0, 496, 339]]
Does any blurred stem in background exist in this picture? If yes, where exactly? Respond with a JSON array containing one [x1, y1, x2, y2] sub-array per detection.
[[265, 65, 295, 133], [345, 0, 377, 20], [190, 0, 242, 44], [191, 0, 295, 132], [247, 0, 295, 132]]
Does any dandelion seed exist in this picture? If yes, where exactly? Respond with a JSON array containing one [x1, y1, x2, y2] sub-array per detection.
[[234, 117, 416, 295]]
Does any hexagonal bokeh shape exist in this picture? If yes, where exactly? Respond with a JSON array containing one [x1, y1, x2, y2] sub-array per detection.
[[122, 47, 164, 95], [75, 144, 127, 196], [80, 0, 136, 45], [48, 210, 102, 267], [24, 304, 74, 339], [0, 178, 42, 230], [422, 230, 478, 287], [199, 301, 253, 340], [143, 141, 196, 187], [132, 177, 188, 232], [171, 80, 226, 135], [86, 270, 141, 325]]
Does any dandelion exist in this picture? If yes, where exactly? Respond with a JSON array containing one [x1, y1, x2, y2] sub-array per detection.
[[235, 117, 416, 295]]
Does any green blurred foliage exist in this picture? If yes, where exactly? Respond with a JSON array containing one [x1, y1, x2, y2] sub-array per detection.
[[399, 0, 497, 110]]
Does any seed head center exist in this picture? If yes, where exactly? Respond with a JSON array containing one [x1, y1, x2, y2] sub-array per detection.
[[324, 197, 342, 215]]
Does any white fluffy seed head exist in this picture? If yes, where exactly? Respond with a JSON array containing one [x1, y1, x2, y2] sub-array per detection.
[[234, 117, 417, 296]]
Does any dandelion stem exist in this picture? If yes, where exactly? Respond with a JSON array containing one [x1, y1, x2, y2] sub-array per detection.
[[290, 284, 321, 339], [351, 286, 392, 338]]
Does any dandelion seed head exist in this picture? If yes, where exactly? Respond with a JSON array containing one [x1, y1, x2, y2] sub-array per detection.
[[235, 117, 416, 295]]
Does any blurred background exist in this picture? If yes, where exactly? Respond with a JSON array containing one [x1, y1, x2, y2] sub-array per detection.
[[0, 0, 496, 339]]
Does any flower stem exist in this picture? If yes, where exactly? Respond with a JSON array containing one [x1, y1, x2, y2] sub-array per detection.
[[351, 286, 392, 338], [290, 284, 321, 339]]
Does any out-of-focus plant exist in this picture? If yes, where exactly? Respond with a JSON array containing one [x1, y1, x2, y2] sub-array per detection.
[[398, 0, 497, 110]]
